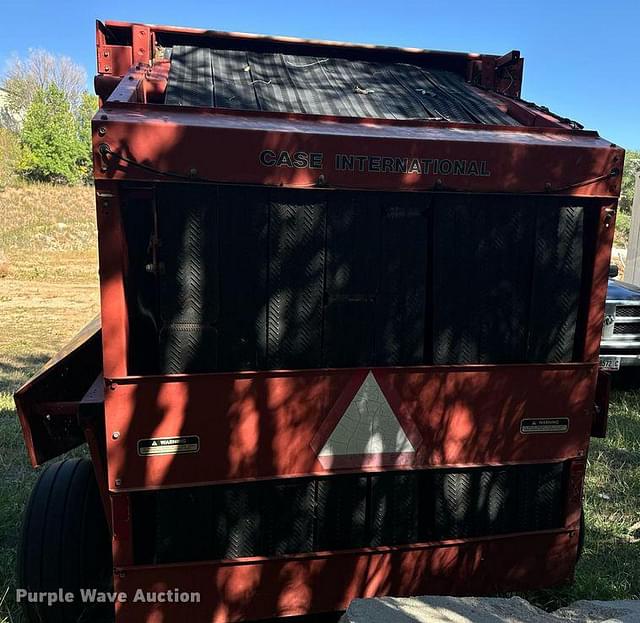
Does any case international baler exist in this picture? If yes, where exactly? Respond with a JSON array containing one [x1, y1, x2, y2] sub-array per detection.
[[15, 19, 621, 623]]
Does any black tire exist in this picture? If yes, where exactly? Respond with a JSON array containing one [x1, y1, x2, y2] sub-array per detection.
[[17, 458, 113, 623]]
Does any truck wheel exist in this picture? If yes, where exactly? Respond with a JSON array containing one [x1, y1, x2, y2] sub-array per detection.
[[17, 458, 113, 623]]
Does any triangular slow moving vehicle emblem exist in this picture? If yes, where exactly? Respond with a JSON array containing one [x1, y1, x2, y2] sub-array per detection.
[[313, 371, 421, 469]]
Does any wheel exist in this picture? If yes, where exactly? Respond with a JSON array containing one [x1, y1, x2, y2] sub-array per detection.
[[17, 458, 113, 623]]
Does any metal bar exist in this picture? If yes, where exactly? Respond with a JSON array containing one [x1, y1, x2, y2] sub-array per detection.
[[95, 182, 129, 378], [565, 459, 587, 531], [103, 19, 487, 64], [495, 50, 521, 68], [131, 23, 151, 66], [107, 66, 148, 104], [583, 203, 619, 361]]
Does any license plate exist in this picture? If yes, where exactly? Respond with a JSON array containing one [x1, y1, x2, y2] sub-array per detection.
[[599, 356, 621, 371]]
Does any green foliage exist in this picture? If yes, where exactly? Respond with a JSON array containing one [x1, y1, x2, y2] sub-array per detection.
[[620, 150, 640, 214], [614, 210, 631, 247], [17, 85, 95, 184], [0, 128, 20, 188], [76, 92, 98, 182]]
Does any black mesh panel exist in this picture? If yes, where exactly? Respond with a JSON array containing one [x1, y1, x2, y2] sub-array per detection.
[[267, 193, 326, 369], [432, 197, 584, 365], [121, 186, 588, 374], [132, 463, 567, 565], [316, 475, 368, 550]]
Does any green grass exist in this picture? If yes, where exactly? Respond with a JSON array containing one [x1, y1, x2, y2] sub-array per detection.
[[578, 387, 640, 598], [0, 183, 639, 621], [0, 390, 38, 623], [527, 383, 640, 610]]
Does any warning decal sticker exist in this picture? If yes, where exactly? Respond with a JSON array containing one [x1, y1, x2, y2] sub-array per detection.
[[318, 372, 415, 458], [311, 370, 423, 469], [520, 418, 569, 434], [137, 435, 200, 456]]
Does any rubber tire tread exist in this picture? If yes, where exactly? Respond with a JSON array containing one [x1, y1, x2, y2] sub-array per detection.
[[17, 458, 112, 623]]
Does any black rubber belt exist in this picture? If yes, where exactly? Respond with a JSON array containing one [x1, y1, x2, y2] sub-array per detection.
[[165, 44, 519, 125]]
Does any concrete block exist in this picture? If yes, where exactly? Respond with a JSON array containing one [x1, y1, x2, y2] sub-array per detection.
[[341, 596, 557, 623], [341, 596, 640, 623]]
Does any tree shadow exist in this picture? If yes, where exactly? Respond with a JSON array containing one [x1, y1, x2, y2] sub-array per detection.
[[0, 352, 51, 395]]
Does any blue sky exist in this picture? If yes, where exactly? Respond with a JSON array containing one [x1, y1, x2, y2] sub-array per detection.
[[1, 0, 638, 150]]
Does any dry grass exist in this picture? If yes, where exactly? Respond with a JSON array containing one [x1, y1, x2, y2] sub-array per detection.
[[0, 183, 96, 282], [0, 183, 99, 623], [0, 130, 20, 190]]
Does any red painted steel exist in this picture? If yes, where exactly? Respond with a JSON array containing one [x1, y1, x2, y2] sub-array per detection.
[[131, 23, 151, 66], [112, 493, 134, 567], [14, 317, 102, 465], [584, 204, 619, 360], [112, 532, 578, 622], [104, 364, 595, 492], [95, 182, 129, 379], [566, 459, 587, 530], [95, 19, 522, 96], [97, 46, 132, 76], [93, 106, 623, 196]]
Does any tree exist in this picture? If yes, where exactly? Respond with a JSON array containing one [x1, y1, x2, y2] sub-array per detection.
[[76, 92, 98, 182], [1, 49, 87, 129], [620, 150, 640, 214], [18, 84, 86, 184]]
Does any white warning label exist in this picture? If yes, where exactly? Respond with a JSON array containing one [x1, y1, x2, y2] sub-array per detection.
[[520, 418, 569, 434], [137, 435, 200, 456]]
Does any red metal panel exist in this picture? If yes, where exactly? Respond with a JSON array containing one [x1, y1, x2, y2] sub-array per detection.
[[95, 182, 129, 378], [112, 531, 578, 622], [104, 364, 595, 491], [101, 19, 486, 68], [14, 318, 102, 465], [112, 493, 134, 566], [132, 24, 151, 66], [97, 45, 133, 76], [566, 459, 587, 531], [93, 107, 622, 197], [583, 203, 618, 361]]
